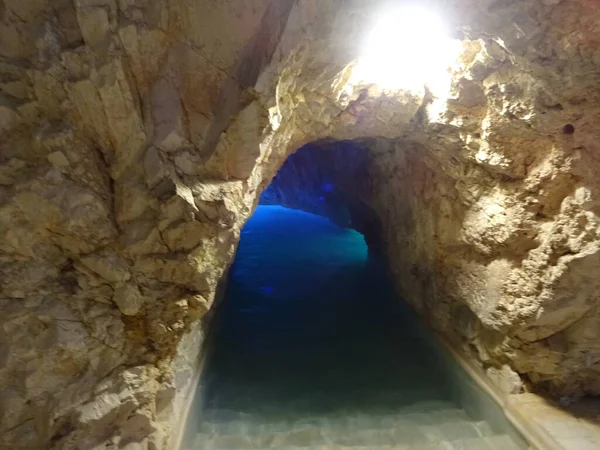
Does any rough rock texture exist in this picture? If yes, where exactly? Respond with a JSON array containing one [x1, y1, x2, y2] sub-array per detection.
[[2, 0, 600, 448]]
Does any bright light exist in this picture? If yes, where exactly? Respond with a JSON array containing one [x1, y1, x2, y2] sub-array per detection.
[[351, 5, 461, 93]]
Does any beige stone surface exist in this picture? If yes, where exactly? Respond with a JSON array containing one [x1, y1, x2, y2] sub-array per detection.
[[510, 393, 600, 450], [2, 0, 600, 448]]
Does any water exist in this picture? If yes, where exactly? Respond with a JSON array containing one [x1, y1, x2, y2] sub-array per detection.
[[181, 206, 527, 449]]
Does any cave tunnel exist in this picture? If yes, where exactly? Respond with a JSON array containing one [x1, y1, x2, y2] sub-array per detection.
[[180, 142, 527, 449], [6, 0, 600, 448]]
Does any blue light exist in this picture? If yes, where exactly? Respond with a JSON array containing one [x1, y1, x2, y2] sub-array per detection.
[[261, 286, 274, 294], [322, 182, 334, 192], [318, 196, 325, 201]]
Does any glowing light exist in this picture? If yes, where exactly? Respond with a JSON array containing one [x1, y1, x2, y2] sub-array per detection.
[[351, 5, 461, 93]]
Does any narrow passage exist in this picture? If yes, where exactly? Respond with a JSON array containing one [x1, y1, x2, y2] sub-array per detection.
[[184, 205, 524, 449]]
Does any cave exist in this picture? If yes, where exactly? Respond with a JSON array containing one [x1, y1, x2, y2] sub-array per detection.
[[2, 0, 600, 449]]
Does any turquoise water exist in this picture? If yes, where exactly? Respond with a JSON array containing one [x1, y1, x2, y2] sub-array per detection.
[[205, 205, 448, 400], [181, 206, 526, 449]]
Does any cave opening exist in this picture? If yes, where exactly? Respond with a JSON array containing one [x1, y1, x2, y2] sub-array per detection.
[[180, 142, 527, 449]]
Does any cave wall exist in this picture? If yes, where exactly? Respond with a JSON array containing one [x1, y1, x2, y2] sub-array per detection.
[[0, 0, 295, 448], [2, 0, 600, 448], [250, 0, 600, 400], [370, 139, 600, 398]]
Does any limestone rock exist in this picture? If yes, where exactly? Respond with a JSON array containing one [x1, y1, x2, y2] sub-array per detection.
[[0, 102, 20, 134], [47, 151, 70, 168], [144, 146, 175, 198], [486, 365, 524, 395], [79, 251, 131, 283], [3, 0, 600, 448], [76, 6, 111, 48], [113, 283, 145, 316]]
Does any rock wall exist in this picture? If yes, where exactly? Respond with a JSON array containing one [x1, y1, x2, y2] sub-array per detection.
[[2, 0, 600, 448], [250, 0, 600, 400], [0, 0, 294, 448]]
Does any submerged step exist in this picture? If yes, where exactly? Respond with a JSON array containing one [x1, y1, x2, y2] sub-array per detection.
[[199, 401, 470, 430], [190, 430, 518, 450], [200, 409, 487, 434], [204, 390, 458, 414], [192, 414, 504, 449], [405, 435, 523, 450]]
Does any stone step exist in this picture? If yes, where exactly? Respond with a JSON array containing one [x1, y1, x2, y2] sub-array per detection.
[[408, 435, 523, 450], [205, 394, 434, 410], [187, 444, 412, 450], [199, 413, 484, 435], [472, 420, 494, 437], [205, 384, 447, 402], [192, 430, 412, 449], [418, 421, 488, 442], [203, 396, 459, 419], [189, 431, 520, 450], [192, 418, 499, 449], [484, 434, 524, 449], [200, 403, 473, 429]]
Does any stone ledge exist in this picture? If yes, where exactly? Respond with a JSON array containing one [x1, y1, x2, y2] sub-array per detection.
[[434, 333, 574, 450]]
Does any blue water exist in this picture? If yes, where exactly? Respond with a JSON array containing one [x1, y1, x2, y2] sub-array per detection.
[[231, 205, 368, 306], [200, 205, 454, 411], [180, 206, 528, 449]]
